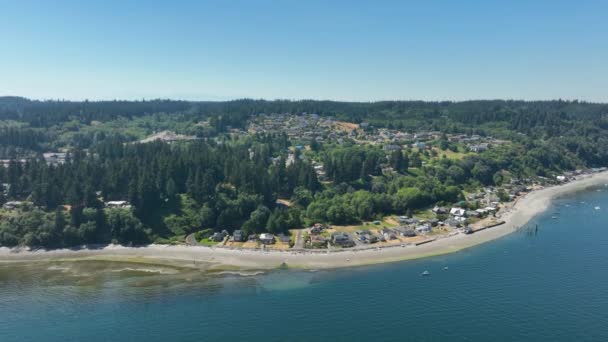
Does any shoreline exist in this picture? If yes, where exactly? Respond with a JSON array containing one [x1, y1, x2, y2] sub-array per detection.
[[2, 171, 608, 270]]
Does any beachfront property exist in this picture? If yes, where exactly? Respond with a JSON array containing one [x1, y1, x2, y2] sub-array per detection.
[[210, 231, 228, 242], [308, 235, 328, 248], [450, 208, 466, 217], [355, 230, 379, 244], [380, 228, 398, 240], [309, 223, 325, 235], [331, 232, 355, 247], [415, 224, 432, 234], [232, 230, 246, 242], [259, 233, 276, 245], [395, 227, 417, 237]]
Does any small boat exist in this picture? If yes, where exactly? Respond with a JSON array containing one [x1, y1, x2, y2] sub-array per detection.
[[595, 206, 601, 210], [551, 216, 558, 219], [421, 270, 430, 276], [443, 267, 449, 270]]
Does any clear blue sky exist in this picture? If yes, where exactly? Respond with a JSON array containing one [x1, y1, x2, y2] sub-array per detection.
[[1, 0, 607, 102]]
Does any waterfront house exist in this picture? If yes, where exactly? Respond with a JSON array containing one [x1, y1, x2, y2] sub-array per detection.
[[309, 223, 324, 235], [432, 206, 447, 214], [210, 232, 226, 242], [259, 233, 276, 245], [380, 228, 397, 240], [331, 232, 355, 247], [465, 210, 480, 218], [309, 235, 328, 248], [450, 208, 466, 217], [415, 224, 432, 234], [232, 230, 245, 242], [396, 227, 416, 237]]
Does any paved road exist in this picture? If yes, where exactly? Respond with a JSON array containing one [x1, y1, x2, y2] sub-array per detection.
[[293, 229, 305, 250], [185, 233, 199, 246]]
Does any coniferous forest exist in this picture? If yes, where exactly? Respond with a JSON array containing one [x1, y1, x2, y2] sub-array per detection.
[[0, 97, 607, 247]]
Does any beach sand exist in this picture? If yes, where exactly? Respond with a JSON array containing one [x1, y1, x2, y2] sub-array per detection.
[[2, 171, 608, 270]]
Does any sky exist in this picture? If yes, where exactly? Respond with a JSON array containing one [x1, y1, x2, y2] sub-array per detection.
[[1, 0, 607, 102]]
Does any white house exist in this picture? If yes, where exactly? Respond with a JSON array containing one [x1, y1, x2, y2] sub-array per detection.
[[259, 233, 276, 245], [105, 201, 131, 209], [450, 208, 466, 217]]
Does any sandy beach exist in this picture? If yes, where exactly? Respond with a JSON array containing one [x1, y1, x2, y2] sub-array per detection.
[[2, 171, 608, 270]]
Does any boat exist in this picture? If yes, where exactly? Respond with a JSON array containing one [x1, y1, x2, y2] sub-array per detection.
[[551, 216, 558, 219], [595, 206, 601, 210], [443, 267, 449, 270], [421, 270, 430, 276]]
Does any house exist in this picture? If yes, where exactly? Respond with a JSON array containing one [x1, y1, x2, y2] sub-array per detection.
[[445, 217, 462, 227], [556, 175, 567, 182], [415, 224, 432, 234], [3, 201, 23, 210], [309, 235, 328, 248], [469, 143, 489, 153], [331, 232, 355, 247], [396, 227, 417, 237], [465, 210, 480, 218], [309, 223, 324, 235], [43, 152, 67, 166], [247, 234, 258, 241], [428, 218, 439, 227], [259, 233, 276, 245], [380, 228, 397, 240], [105, 200, 131, 209], [210, 232, 226, 242], [432, 206, 447, 214], [232, 230, 245, 242], [450, 208, 466, 217], [412, 141, 426, 149]]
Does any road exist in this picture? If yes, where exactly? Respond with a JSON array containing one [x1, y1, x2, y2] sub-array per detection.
[[185, 233, 200, 246], [293, 229, 305, 250]]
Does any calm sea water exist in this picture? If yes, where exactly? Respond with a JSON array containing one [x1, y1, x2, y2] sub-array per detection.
[[2, 187, 608, 342]]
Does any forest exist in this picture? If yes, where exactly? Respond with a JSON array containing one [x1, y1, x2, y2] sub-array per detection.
[[0, 97, 606, 247]]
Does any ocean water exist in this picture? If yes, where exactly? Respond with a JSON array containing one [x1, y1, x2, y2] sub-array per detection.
[[2, 187, 608, 341]]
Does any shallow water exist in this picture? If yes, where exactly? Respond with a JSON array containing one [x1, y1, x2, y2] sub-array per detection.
[[1, 188, 608, 341]]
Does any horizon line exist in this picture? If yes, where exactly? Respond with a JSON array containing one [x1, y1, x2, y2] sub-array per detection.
[[2, 95, 607, 105]]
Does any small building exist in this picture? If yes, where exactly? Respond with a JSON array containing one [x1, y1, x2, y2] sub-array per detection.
[[445, 217, 462, 227], [380, 228, 397, 240], [450, 208, 466, 217], [105, 200, 131, 209], [465, 210, 480, 218], [210, 232, 226, 242], [432, 206, 447, 214], [396, 227, 417, 237], [331, 232, 355, 247], [309, 223, 324, 235], [232, 230, 245, 242], [43, 152, 67, 166], [3, 201, 23, 210], [415, 224, 432, 234], [309, 235, 328, 248], [259, 233, 276, 245]]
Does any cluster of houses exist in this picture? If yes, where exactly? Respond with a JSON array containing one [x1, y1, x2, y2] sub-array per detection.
[[447, 134, 508, 153], [43, 152, 67, 166], [305, 223, 356, 248], [248, 113, 352, 144]]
